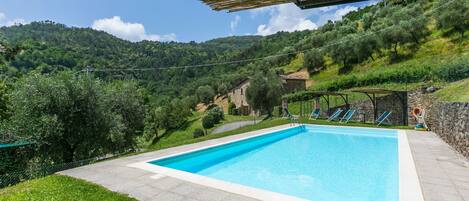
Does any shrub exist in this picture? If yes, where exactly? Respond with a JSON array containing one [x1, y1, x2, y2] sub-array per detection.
[[202, 114, 215, 130], [193, 128, 205, 138], [208, 106, 224, 124], [435, 59, 469, 82], [228, 102, 237, 115]]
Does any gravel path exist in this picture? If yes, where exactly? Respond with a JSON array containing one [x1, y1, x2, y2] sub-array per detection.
[[211, 120, 260, 134]]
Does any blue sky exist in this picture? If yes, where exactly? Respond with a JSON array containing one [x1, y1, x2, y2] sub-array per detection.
[[0, 0, 377, 42]]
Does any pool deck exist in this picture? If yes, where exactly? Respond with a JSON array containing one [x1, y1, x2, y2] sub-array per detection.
[[60, 124, 469, 201]]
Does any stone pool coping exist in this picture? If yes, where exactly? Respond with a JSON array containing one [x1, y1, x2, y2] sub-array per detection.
[[127, 124, 423, 201]]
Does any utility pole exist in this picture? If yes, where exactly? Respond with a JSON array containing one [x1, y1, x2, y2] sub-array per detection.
[[85, 65, 94, 75]]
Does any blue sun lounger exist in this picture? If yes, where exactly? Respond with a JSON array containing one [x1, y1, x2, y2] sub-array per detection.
[[340, 109, 356, 123], [309, 108, 321, 120], [327, 108, 343, 121], [376, 111, 392, 126]]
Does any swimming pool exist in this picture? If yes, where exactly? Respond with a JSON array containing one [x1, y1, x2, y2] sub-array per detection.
[[147, 125, 399, 201]]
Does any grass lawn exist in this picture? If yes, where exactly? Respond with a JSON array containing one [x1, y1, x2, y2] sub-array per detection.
[[434, 78, 469, 102], [0, 175, 135, 201], [148, 113, 255, 150]]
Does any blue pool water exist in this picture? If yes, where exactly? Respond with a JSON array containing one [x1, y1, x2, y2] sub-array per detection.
[[150, 125, 398, 201]]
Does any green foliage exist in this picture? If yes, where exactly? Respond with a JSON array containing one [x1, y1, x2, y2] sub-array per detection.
[[434, 78, 469, 102], [152, 98, 191, 131], [0, 81, 9, 120], [434, 0, 469, 39], [202, 114, 215, 130], [303, 49, 324, 72], [312, 57, 469, 91], [0, 175, 136, 201], [196, 85, 215, 105], [434, 58, 469, 82], [207, 107, 225, 124], [3, 71, 145, 163], [246, 71, 283, 116], [217, 82, 230, 95], [228, 102, 238, 115], [0, 145, 33, 186], [182, 95, 198, 111], [192, 128, 205, 139]]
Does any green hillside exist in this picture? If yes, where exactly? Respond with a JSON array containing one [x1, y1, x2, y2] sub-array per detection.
[[1, 0, 465, 100]]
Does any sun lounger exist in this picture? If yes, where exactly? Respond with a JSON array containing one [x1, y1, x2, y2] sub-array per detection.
[[340, 109, 356, 123], [327, 108, 343, 121], [309, 108, 321, 120], [376, 111, 392, 126]]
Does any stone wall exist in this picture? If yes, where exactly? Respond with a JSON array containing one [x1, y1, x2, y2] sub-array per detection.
[[428, 102, 469, 157], [406, 87, 469, 158]]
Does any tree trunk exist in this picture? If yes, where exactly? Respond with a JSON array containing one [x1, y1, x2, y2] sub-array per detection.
[[62, 141, 75, 163], [393, 43, 399, 57], [411, 33, 420, 44]]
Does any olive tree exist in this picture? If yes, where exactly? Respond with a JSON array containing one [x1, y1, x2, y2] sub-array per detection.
[[245, 72, 283, 118], [196, 85, 215, 105], [4, 71, 145, 163], [434, 0, 469, 39], [303, 49, 324, 73]]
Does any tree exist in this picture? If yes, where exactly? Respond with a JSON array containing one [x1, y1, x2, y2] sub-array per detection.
[[0, 81, 9, 120], [202, 114, 215, 132], [434, 0, 469, 39], [182, 95, 198, 111], [196, 85, 215, 105], [101, 80, 146, 151], [245, 72, 283, 117], [217, 82, 229, 95], [327, 34, 357, 73], [3, 71, 145, 163], [303, 49, 324, 73], [153, 98, 191, 131]]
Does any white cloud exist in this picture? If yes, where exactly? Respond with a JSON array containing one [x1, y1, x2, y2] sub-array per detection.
[[0, 12, 27, 27], [91, 16, 176, 42], [230, 15, 241, 32], [318, 5, 338, 12], [256, 4, 318, 36], [334, 6, 358, 21]]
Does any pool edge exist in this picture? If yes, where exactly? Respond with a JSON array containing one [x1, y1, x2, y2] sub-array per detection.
[[129, 124, 308, 201], [129, 124, 422, 201], [398, 130, 424, 201]]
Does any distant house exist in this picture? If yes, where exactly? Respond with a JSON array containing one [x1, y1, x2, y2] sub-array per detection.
[[227, 79, 252, 115], [222, 72, 308, 115], [280, 74, 307, 93]]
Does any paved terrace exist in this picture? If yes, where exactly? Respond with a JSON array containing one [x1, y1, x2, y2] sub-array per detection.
[[60, 125, 469, 201]]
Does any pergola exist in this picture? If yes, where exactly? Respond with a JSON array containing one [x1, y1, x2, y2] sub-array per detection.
[[283, 91, 349, 117], [351, 89, 408, 125], [201, 0, 368, 12]]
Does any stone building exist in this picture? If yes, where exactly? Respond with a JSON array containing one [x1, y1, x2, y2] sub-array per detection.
[[226, 79, 252, 115], [223, 73, 308, 115]]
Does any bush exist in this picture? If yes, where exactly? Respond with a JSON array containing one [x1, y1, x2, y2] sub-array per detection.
[[202, 114, 215, 130], [208, 106, 224, 124], [435, 59, 469, 82], [193, 129, 205, 138], [228, 102, 237, 115]]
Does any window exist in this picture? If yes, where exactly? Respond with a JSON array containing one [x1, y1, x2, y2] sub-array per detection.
[[240, 88, 243, 95]]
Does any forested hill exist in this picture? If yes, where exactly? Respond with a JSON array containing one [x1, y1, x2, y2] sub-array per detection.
[[0, 21, 310, 99], [1, 0, 468, 101]]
